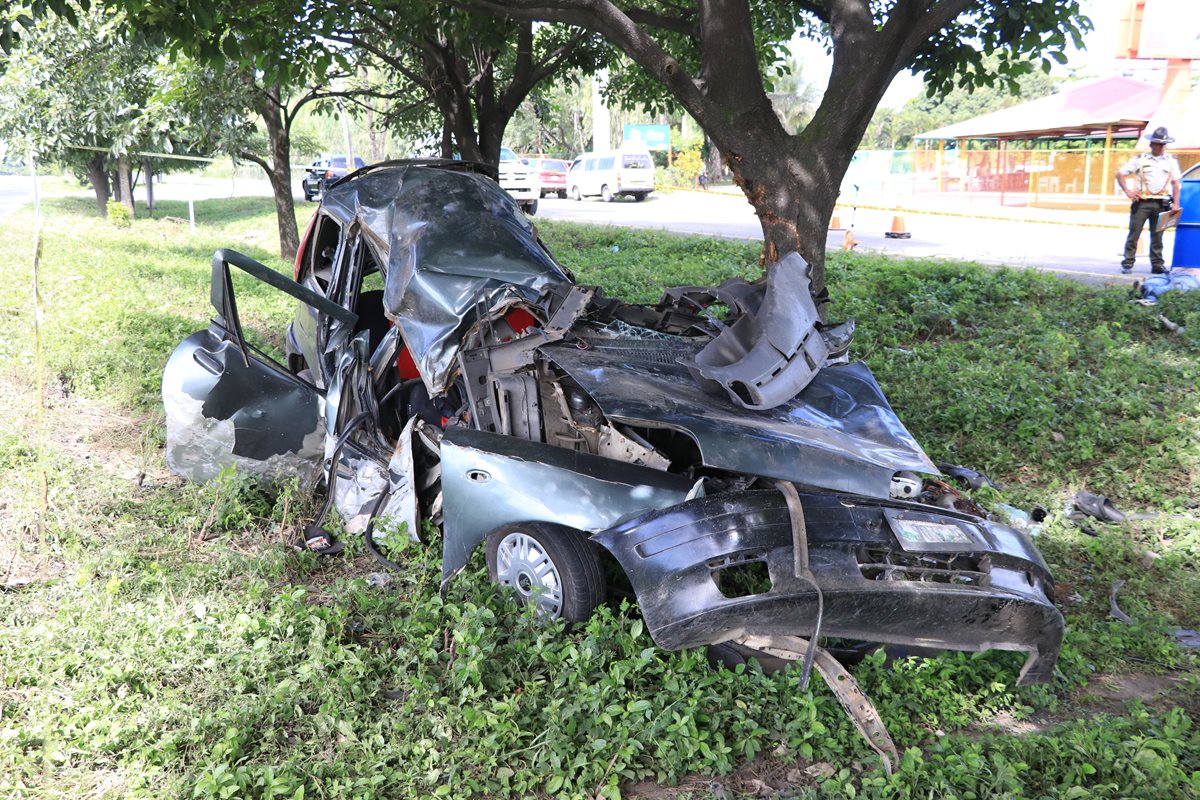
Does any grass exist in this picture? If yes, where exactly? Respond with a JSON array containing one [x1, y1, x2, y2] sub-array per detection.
[[1, 195, 1198, 799]]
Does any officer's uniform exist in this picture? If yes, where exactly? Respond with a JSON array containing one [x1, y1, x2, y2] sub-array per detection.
[[1118, 146, 1181, 273]]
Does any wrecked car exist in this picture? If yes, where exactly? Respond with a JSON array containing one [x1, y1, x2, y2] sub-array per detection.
[[163, 159, 1064, 689]]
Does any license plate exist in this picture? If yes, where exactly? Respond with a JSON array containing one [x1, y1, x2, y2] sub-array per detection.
[[884, 509, 978, 551]]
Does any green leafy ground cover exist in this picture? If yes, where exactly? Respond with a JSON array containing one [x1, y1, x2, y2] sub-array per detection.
[[1, 195, 1198, 799]]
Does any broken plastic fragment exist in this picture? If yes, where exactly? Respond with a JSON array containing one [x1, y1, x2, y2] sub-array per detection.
[[687, 252, 829, 410], [1173, 629, 1200, 648], [1109, 579, 1134, 625], [1074, 491, 1126, 523], [936, 462, 1001, 491]]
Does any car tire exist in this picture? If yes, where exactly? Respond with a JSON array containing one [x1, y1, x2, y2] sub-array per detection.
[[571, 185, 582, 201], [557, 190, 567, 199], [634, 192, 648, 202], [601, 185, 613, 202], [524, 199, 538, 216], [486, 522, 605, 622]]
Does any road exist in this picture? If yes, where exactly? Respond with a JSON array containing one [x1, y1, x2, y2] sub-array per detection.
[[533, 190, 1146, 285], [1, 173, 1157, 284], [0, 175, 34, 220]]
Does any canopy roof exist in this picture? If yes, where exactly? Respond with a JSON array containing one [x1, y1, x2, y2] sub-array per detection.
[[914, 76, 1162, 141]]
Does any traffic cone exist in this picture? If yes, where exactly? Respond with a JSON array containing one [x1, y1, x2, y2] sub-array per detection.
[[842, 229, 859, 251], [884, 214, 911, 239], [829, 211, 844, 231]]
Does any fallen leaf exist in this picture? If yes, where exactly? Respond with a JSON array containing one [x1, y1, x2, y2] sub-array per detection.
[[805, 763, 835, 780]]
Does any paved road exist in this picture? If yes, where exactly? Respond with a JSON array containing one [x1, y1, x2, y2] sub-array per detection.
[[3, 173, 1162, 284], [0, 175, 34, 220], [534, 190, 1152, 285]]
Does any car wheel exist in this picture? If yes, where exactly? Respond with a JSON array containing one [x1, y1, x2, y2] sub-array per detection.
[[601, 184, 613, 202], [524, 199, 538, 215], [571, 185, 582, 201], [557, 190, 567, 199], [634, 192, 647, 202], [486, 522, 605, 622]]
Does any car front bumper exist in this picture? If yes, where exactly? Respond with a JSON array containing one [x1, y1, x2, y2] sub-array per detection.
[[503, 184, 539, 201], [592, 490, 1063, 685]]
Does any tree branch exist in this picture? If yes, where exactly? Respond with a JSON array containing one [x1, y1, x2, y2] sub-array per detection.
[[236, 149, 271, 175], [497, 26, 584, 115], [472, 0, 713, 123], [889, 0, 973, 65], [327, 32, 432, 90], [789, 0, 829, 20], [624, 7, 698, 37]]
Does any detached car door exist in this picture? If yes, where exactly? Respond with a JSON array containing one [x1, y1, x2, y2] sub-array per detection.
[[162, 248, 358, 484]]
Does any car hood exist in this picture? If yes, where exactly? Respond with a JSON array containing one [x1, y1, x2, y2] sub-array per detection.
[[498, 160, 530, 176], [542, 339, 938, 498], [319, 165, 572, 393]]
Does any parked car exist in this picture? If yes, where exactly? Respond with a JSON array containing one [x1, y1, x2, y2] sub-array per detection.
[[526, 157, 570, 198], [163, 159, 1063, 688], [498, 146, 538, 214], [301, 154, 367, 201], [567, 149, 655, 202]]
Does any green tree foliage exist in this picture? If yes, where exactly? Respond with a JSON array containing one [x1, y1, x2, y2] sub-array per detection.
[[0, 0, 83, 55], [474, 0, 1092, 309], [163, 59, 337, 259], [101, 0, 610, 168], [332, 2, 610, 164], [504, 79, 593, 157], [768, 54, 820, 136], [0, 2, 207, 216]]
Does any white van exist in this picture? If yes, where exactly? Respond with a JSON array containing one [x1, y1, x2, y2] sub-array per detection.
[[566, 149, 655, 202], [498, 146, 539, 214]]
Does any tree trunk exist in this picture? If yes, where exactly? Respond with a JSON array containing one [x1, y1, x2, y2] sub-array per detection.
[[362, 65, 387, 163], [682, 1, 893, 309], [366, 104, 386, 162], [705, 137, 722, 184], [109, 171, 122, 203], [144, 160, 155, 217], [86, 153, 109, 216], [726, 145, 837, 269], [478, 115, 505, 167], [253, 85, 299, 261], [117, 155, 135, 219]]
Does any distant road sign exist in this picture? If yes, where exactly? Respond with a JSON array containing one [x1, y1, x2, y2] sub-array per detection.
[[623, 124, 671, 151]]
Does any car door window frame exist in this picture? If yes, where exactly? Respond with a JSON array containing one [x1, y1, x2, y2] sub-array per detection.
[[210, 247, 357, 373]]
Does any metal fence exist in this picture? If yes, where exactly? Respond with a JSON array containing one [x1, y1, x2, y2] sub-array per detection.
[[842, 147, 1200, 212]]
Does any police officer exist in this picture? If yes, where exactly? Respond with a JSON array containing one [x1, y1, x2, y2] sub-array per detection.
[[1116, 127, 1182, 274]]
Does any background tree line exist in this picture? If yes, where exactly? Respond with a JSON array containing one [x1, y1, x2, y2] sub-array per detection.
[[3, 0, 1089, 301]]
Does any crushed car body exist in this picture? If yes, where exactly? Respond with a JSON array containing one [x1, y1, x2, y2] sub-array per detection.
[[163, 159, 1064, 686]]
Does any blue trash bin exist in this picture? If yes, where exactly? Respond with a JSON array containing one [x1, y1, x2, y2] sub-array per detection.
[[1172, 164, 1200, 269]]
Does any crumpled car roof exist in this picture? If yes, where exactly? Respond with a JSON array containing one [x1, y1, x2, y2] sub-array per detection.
[[320, 164, 573, 393]]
